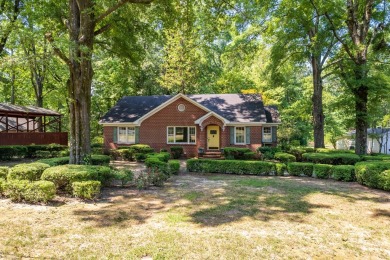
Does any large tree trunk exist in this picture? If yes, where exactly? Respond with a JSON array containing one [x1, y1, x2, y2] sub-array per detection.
[[311, 55, 325, 148], [354, 85, 368, 155], [67, 0, 94, 164]]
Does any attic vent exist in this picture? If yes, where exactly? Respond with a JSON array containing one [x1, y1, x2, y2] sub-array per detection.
[[177, 104, 186, 112]]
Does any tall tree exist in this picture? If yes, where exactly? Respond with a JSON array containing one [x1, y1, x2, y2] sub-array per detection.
[[325, 0, 389, 154], [46, 0, 152, 164], [0, 0, 22, 55]]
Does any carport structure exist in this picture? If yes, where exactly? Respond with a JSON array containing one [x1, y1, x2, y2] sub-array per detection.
[[0, 103, 67, 146]]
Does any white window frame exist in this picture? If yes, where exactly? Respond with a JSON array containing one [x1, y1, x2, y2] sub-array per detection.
[[235, 126, 246, 144], [118, 126, 136, 144], [167, 126, 196, 144], [262, 126, 272, 143]]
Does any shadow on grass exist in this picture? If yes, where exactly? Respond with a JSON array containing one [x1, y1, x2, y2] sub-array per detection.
[[71, 174, 390, 228]]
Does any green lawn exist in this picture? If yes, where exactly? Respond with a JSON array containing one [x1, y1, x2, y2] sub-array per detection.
[[0, 173, 389, 259]]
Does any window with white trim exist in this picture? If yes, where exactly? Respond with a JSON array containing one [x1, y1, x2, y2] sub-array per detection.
[[167, 126, 196, 144], [118, 127, 135, 144], [262, 127, 272, 142], [235, 126, 245, 144]]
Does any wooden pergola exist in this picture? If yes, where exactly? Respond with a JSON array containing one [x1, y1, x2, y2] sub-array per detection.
[[0, 103, 68, 146]]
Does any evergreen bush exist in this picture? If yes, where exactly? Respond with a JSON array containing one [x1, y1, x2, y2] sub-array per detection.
[[72, 181, 101, 199]]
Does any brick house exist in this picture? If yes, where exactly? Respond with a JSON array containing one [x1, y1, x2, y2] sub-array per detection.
[[100, 93, 280, 157]]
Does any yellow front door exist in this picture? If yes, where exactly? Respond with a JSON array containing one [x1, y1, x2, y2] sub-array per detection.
[[207, 125, 220, 150]]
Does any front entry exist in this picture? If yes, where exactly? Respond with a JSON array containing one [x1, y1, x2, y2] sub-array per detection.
[[207, 125, 220, 150]]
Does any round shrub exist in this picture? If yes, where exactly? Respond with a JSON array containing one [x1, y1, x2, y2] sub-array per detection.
[[257, 147, 281, 160], [0, 167, 9, 179], [355, 161, 390, 190], [287, 162, 314, 176], [8, 162, 50, 181], [275, 152, 296, 163], [113, 169, 133, 186], [331, 165, 355, 182], [170, 146, 184, 159], [5, 180, 55, 203], [313, 164, 333, 179], [145, 157, 168, 174], [72, 181, 101, 199], [41, 165, 110, 192]]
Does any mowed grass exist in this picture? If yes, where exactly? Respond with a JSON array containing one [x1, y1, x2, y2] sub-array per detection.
[[0, 173, 389, 259]]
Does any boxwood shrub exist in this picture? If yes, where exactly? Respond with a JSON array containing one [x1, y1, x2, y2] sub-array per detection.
[[313, 164, 333, 179], [0, 178, 6, 194], [331, 165, 355, 182], [355, 161, 390, 190], [41, 165, 111, 192], [147, 152, 171, 162], [287, 162, 314, 176], [38, 155, 110, 166], [379, 170, 390, 191], [0, 145, 28, 160], [170, 146, 184, 159], [145, 157, 168, 174], [288, 147, 315, 161], [187, 159, 275, 175], [72, 181, 101, 199], [224, 147, 252, 160], [275, 163, 287, 176], [0, 166, 9, 179], [302, 153, 361, 165], [7, 162, 50, 181], [113, 169, 133, 186], [5, 180, 55, 203], [275, 152, 296, 163], [361, 155, 390, 161], [257, 147, 281, 160], [168, 160, 180, 175], [315, 148, 353, 154]]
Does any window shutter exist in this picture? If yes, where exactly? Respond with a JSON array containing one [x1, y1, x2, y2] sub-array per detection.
[[245, 127, 250, 144], [230, 126, 235, 144], [272, 126, 277, 142], [113, 127, 117, 143], [135, 126, 140, 143]]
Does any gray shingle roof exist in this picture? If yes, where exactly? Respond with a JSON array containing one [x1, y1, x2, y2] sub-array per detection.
[[100, 94, 280, 124]]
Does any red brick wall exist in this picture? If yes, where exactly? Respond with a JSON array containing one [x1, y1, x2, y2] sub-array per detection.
[[103, 97, 277, 155], [139, 97, 208, 157]]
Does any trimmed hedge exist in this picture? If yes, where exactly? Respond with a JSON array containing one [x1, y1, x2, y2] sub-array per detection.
[[0, 146, 28, 160], [72, 181, 101, 199], [187, 159, 275, 175], [38, 157, 70, 166], [168, 160, 180, 175], [145, 157, 167, 174], [147, 152, 171, 163], [8, 162, 51, 181], [355, 161, 390, 190], [331, 165, 355, 182], [362, 155, 390, 161], [315, 148, 353, 154], [275, 152, 296, 163], [287, 162, 314, 176], [302, 153, 361, 165], [4, 180, 56, 203], [38, 155, 110, 166], [224, 147, 252, 160], [275, 163, 287, 176], [0, 167, 9, 179], [0, 178, 5, 194], [313, 164, 333, 179], [41, 165, 112, 192]]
